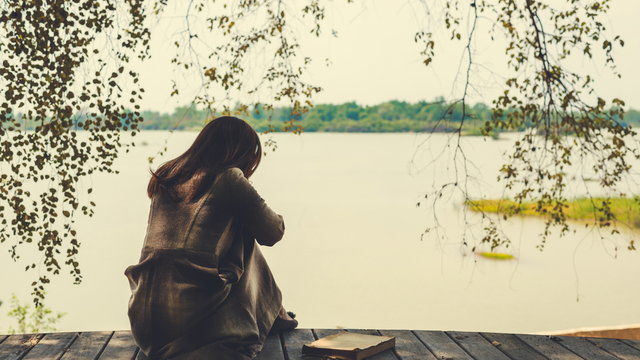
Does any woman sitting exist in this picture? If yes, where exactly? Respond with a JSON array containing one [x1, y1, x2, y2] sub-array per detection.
[[125, 116, 297, 360]]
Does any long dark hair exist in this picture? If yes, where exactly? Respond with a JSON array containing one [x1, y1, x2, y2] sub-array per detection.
[[147, 116, 262, 202]]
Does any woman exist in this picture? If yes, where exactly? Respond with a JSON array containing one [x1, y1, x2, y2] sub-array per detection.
[[124, 116, 298, 360]]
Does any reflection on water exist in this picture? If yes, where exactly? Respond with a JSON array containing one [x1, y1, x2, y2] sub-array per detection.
[[1, 132, 638, 334]]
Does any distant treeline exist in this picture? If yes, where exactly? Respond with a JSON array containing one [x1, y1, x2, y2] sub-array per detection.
[[10, 100, 640, 134], [138, 100, 640, 134]]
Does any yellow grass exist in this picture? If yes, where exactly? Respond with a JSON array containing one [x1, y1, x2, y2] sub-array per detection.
[[466, 197, 640, 229], [477, 252, 514, 260]]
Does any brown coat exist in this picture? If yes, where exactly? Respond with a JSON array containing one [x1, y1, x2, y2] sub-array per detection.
[[124, 167, 285, 360]]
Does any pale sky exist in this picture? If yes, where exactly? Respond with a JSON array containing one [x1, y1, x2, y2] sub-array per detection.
[[133, 0, 640, 113]]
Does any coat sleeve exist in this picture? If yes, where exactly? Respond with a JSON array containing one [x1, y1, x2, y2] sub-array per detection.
[[220, 168, 285, 247]]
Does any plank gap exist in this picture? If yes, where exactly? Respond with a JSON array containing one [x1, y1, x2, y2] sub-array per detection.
[[583, 337, 623, 359], [278, 331, 290, 360], [496, 333, 550, 360], [411, 330, 438, 358], [132, 347, 141, 360], [91, 331, 115, 360], [444, 331, 477, 360], [558, 335, 621, 360], [584, 337, 640, 360], [476, 333, 517, 360], [618, 339, 640, 353], [409, 330, 438, 358], [543, 335, 591, 359], [379, 330, 437, 360], [55, 332, 80, 360], [13, 333, 46, 360], [518, 336, 551, 360], [19, 332, 78, 360], [620, 339, 640, 352], [376, 330, 401, 360]]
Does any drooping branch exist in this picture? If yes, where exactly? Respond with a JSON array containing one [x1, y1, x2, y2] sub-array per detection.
[[414, 0, 637, 254], [0, 0, 149, 305]]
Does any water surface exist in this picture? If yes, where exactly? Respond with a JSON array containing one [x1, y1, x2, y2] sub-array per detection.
[[1, 132, 638, 334]]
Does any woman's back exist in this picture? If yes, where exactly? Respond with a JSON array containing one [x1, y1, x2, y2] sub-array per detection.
[[142, 168, 239, 255], [143, 167, 284, 253]]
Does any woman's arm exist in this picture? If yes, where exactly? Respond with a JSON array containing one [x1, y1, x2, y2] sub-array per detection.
[[219, 167, 285, 246]]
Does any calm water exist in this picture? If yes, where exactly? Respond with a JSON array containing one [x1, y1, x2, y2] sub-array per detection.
[[1, 132, 639, 334]]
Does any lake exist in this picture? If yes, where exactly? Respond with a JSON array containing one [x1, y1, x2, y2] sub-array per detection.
[[1, 131, 639, 334]]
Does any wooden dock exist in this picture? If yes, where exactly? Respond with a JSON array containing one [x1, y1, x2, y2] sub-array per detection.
[[1, 329, 640, 359]]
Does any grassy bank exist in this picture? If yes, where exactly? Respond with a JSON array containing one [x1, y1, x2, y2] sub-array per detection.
[[466, 197, 640, 229]]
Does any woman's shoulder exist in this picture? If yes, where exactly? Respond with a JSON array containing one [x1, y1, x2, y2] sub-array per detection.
[[212, 167, 260, 202], [216, 167, 244, 181], [213, 167, 249, 190]]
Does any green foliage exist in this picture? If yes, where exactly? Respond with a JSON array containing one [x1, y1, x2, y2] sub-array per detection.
[[3, 294, 65, 334], [0, 1, 148, 305]]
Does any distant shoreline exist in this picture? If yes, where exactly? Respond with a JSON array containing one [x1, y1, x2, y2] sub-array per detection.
[[11, 100, 638, 134]]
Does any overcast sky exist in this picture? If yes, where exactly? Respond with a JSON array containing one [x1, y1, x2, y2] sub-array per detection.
[[134, 0, 640, 113]]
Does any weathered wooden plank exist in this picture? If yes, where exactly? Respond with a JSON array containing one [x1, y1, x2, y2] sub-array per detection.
[[586, 337, 640, 360], [378, 330, 436, 360], [98, 331, 139, 360], [412, 330, 473, 360], [21, 332, 77, 360], [554, 336, 621, 360], [59, 331, 112, 360], [621, 339, 640, 351], [481, 332, 547, 360], [5, 330, 640, 360], [280, 329, 316, 360], [0, 334, 42, 360], [255, 333, 285, 360], [447, 331, 510, 360], [516, 334, 582, 360], [345, 329, 397, 360]]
